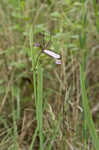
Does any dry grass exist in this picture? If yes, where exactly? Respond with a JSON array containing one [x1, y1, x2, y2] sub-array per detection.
[[0, 0, 99, 150]]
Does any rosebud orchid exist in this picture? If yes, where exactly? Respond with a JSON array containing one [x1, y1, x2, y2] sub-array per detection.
[[34, 42, 61, 64]]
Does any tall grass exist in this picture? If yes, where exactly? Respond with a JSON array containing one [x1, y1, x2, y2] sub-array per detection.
[[80, 0, 99, 149], [93, 0, 99, 32], [29, 27, 43, 149], [0, 0, 99, 150]]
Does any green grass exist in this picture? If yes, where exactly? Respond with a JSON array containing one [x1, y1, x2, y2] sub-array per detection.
[[80, 65, 99, 150]]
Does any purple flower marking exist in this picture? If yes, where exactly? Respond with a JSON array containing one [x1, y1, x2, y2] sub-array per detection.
[[34, 43, 41, 47]]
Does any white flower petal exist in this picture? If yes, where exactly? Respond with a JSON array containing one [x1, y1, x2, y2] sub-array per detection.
[[43, 49, 60, 59]]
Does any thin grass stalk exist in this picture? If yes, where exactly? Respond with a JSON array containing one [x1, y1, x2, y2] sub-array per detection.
[[80, 1, 99, 149], [29, 26, 39, 149], [16, 89, 20, 120], [93, 0, 99, 32], [80, 1, 88, 149], [29, 127, 39, 150], [80, 66, 99, 150], [37, 64, 43, 150], [11, 86, 19, 150], [47, 116, 62, 150]]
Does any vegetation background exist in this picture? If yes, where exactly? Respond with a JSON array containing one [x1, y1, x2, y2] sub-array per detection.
[[0, 0, 99, 150]]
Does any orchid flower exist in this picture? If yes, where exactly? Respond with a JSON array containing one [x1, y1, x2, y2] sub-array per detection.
[[43, 49, 61, 64], [34, 43, 61, 64]]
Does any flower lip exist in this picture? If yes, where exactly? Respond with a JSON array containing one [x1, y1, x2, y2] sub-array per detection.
[[43, 49, 61, 59], [55, 59, 61, 64]]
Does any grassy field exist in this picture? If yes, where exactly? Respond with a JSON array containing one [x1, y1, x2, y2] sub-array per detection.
[[0, 0, 99, 150]]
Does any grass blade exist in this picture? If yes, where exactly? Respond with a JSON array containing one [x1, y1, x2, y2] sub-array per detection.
[[80, 65, 99, 150]]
